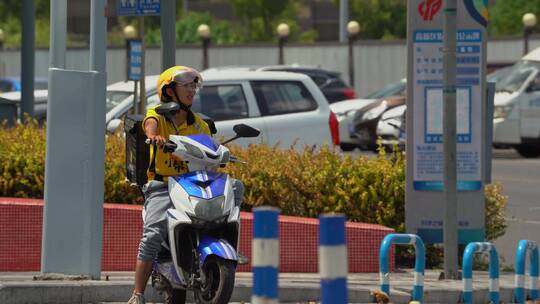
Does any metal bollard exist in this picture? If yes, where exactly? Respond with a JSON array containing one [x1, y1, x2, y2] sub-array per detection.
[[515, 240, 539, 303], [379, 233, 425, 301], [462, 242, 500, 304], [252, 206, 280, 304], [319, 214, 348, 304]]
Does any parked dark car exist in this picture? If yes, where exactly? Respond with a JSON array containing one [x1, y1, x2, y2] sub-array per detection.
[[0, 90, 49, 125], [350, 96, 406, 151], [0, 77, 48, 93], [257, 65, 357, 103]]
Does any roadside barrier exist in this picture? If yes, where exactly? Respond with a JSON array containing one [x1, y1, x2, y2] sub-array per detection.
[[379, 233, 425, 301], [252, 207, 280, 304], [515, 240, 539, 303], [319, 214, 348, 304], [462, 242, 500, 304]]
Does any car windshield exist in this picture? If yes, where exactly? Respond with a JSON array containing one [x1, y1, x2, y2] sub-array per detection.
[[487, 66, 512, 83], [495, 60, 540, 93], [365, 80, 406, 99], [106, 91, 132, 112]]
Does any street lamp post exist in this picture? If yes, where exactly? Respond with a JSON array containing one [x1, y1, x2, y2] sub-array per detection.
[[123, 25, 137, 81], [0, 28, 4, 77], [277, 23, 290, 65], [198, 24, 211, 70], [522, 13, 537, 55], [347, 21, 360, 89], [123, 25, 138, 114]]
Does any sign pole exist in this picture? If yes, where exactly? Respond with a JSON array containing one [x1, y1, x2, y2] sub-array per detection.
[[117, 0, 160, 115], [406, 0, 488, 268], [138, 16, 146, 115], [442, 0, 459, 279]]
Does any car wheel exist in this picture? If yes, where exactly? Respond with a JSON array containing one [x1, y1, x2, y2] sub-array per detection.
[[340, 143, 356, 151], [515, 144, 540, 158]]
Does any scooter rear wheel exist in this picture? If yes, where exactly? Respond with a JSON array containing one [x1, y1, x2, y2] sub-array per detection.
[[194, 256, 236, 304]]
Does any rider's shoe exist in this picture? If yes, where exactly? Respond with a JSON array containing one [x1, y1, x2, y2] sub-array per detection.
[[127, 292, 145, 304]]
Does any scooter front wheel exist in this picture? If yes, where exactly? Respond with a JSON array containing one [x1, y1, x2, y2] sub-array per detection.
[[165, 288, 187, 304], [194, 256, 236, 304]]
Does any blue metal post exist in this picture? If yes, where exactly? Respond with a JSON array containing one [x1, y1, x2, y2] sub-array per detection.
[[462, 242, 500, 304], [252, 207, 280, 304], [515, 240, 539, 303], [319, 214, 348, 304], [379, 233, 425, 301]]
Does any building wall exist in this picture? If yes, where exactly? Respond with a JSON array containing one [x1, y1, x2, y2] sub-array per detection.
[[1, 37, 539, 96]]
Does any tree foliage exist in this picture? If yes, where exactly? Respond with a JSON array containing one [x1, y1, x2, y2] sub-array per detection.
[[488, 0, 540, 36], [2, 0, 538, 48], [347, 0, 407, 40], [231, 0, 297, 42]]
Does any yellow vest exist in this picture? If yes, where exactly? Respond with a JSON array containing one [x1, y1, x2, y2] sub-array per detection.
[[142, 105, 211, 180]]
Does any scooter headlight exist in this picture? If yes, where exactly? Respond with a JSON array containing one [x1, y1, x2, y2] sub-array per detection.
[[188, 196, 226, 222], [183, 142, 204, 159]]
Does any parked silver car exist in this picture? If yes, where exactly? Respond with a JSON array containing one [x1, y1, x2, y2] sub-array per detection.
[[106, 70, 339, 149]]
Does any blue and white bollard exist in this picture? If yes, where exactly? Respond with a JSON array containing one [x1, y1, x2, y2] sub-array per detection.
[[462, 242, 500, 304], [319, 214, 348, 304], [515, 240, 539, 303], [379, 233, 425, 301], [252, 207, 280, 304]]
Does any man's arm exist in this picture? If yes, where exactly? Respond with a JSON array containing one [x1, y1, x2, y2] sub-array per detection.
[[144, 118, 167, 146]]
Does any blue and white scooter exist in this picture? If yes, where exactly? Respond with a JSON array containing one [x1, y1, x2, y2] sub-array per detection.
[[148, 102, 260, 304]]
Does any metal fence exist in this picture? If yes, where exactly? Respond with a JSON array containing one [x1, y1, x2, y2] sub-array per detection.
[[1, 36, 540, 96]]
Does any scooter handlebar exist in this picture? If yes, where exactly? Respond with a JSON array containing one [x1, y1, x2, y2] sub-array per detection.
[[144, 138, 178, 153]]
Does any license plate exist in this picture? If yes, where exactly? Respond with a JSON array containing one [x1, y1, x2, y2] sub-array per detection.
[[358, 129, 370, 140], [348, 123, 355, 136]]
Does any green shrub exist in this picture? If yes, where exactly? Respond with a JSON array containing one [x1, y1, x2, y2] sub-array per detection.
[[0, 121, 140, 203], [0, 122, 507, 246], [224, 143, 407, 232]]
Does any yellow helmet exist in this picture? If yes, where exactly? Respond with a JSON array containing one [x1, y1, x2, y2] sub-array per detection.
[[156, 66, 203, 101]]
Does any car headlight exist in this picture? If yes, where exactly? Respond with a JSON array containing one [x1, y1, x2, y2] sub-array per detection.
[[362, 105, 387, 121], [493, 105, 513, 119], [183, 142, 204, 159]]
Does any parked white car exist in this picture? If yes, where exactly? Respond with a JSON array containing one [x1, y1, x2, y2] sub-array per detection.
[[329, 79, 406, 151], [329, 99, 379, 151], [106, 70, 338, 149], [376, 104, 406, 151], [493, 47, 540, 157]]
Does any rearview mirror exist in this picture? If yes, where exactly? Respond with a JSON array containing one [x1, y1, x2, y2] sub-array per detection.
[[155, 102, 180, 118], [233, 124, 260, 138]]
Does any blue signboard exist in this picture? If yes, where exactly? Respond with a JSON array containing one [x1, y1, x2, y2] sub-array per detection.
[[117, 0, 160, 16], [129, 40, 142, 81]]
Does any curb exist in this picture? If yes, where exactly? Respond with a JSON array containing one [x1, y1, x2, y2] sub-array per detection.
[[0, 280, 519, 303]]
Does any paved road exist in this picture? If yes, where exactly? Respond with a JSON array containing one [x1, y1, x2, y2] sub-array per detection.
[[347, 148, 540, 268], [491, 148, 540, 267]]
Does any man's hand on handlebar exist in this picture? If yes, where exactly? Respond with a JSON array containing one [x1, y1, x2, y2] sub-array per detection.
[[147, 135, 167, 146]]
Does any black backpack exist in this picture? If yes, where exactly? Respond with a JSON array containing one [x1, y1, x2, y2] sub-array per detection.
[[123, 113, 217, 186], [124, 114, 149, 186]]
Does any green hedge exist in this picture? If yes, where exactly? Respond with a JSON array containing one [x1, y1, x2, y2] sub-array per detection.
[[0, 121, 507, 242]]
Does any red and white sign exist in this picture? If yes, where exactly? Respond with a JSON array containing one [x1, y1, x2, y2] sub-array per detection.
[[418, 0, 442, 21]]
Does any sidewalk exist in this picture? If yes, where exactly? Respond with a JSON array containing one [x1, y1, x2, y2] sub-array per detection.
[[0, 269, 519, 303]]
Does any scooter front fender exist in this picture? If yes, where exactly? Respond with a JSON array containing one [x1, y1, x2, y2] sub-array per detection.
[[198, 235, 238, 265]]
